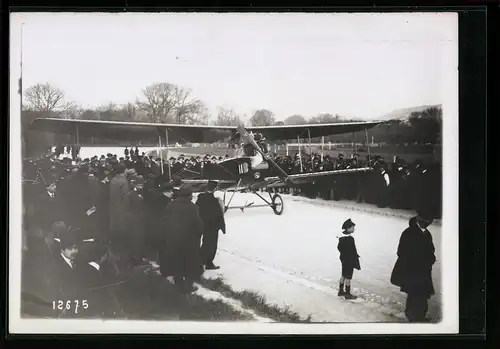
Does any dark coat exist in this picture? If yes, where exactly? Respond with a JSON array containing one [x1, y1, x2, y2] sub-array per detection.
[[97, 179, 111, 236], [22, 243, 107, 318], [109, 174, 130, 232], [34, 191, 64, 232], [196, 192, 226, 233], [49, 253, 111, 318], [125, 189, 145, 248], [390, 217, 436, 297], [159, 197, 203, 278], [337, 235, 361, 270], [21, 239, 60, 317], [84, 174, 101, 234], [60, 173, 97, 238], [143, 186, 171, 246]]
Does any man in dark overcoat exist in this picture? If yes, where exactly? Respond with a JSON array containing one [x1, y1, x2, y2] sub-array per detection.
[[196, 181, 226, 270], [125, 175, 146, 265], [59, 166, 96, 240], [109, 163, 130, 245], [33, 181, 64, 238], [143, 181, 173, 260], [21, 221, 64, 317], [52, 230, 117, 318], [390, 210, 436, 322], [160, 188, 204, 293]]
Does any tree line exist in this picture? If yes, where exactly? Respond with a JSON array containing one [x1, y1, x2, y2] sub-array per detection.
[[20, 82, 442, 157]]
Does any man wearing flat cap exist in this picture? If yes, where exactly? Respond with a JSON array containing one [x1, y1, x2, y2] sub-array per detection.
[[390, 209, 436, 322], [160, 187, 204, 293]]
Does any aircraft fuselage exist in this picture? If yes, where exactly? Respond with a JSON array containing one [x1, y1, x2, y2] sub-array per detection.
[[208, 155, 271, 187]]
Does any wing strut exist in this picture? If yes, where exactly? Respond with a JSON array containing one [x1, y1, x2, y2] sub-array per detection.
[[321, 136, 324, 162], [165, 128, 171, 181], [365, 128, 371, 159], [158, 134, 163, 175], [76, 123, 80, 146], [307, 128, 313, 173], [297, 134, 303, 173], [352, 132, 356, 155]]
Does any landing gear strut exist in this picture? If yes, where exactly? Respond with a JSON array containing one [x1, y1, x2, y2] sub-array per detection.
[[222, 187, 284, 216]]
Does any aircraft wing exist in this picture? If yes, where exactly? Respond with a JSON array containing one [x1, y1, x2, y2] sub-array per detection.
[[29, 118, 236, 144], [179, 179, 239, 192], [29, 118, 382, 143], [246, 121, 382, 140], [264, 167, 374, 187]]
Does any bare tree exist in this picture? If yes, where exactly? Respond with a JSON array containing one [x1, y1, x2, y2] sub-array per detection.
[[60, 103, 83, 119], [136, 83, 177, 123], [136, 83, 205, 124], [178, 100, 208, 125], [214, 107, 240, 126], [308, 113, 339, 124], [23, 83, 77, 118], [284, 114, 307, 125], [172, 86, 207, 124], [249, 109, 276, 126]]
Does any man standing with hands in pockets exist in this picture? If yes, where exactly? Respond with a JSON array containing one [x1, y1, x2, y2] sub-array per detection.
[[196, 181, 226, 270]]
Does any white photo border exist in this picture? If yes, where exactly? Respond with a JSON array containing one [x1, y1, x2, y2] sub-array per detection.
[[8, 11, 459, 335]]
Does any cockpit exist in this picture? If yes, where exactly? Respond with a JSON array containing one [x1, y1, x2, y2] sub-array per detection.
[[243, 143, 256, 156], [242, 141, 269, 156], [239, 132, 269, 157]]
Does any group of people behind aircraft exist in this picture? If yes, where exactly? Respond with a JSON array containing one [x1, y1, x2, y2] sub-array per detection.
[[42, 144, 442, 218], [114, 148, 442, 218]]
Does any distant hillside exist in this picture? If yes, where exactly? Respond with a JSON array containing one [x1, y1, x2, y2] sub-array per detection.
[[380, 104, 442, 121]]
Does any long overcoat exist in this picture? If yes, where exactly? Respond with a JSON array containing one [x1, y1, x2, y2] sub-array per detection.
[[125, 188, 145, 255], [390, 217, 436, 297], [337, 235, 361, 270], [159, 197, 203, 279], [109, 173, 130, 232]]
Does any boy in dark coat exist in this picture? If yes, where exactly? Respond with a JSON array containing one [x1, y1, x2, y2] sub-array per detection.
[[337, 219, 361, 299], [390, 210, 436, 322]]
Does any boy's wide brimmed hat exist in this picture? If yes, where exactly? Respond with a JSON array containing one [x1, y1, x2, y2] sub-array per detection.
[[342, 218, 356, 231]]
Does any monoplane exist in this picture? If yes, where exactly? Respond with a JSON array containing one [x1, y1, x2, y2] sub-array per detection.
[[29, 118, 383, 215]]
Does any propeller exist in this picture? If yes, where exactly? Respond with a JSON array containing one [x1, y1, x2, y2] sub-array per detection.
[[236, 123, 295, 187]]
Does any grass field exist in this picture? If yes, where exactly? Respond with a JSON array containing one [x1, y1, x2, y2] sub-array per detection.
[[100, 265, 254, 321], [199, 277, 312, 323]]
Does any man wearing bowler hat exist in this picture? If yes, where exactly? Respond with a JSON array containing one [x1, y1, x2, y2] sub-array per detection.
[[390, 209, 436, 322]]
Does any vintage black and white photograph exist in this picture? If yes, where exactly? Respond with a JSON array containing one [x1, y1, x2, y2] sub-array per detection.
[[9, 12, 458, 334]]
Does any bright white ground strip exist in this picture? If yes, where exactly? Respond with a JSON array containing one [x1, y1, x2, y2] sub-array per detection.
[[146, 261, 274, 322], [217, 249, 407, 321], [286, 194, 441, 225]]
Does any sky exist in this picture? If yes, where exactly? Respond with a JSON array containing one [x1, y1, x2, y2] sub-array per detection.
[[10, 12, 457, 121]]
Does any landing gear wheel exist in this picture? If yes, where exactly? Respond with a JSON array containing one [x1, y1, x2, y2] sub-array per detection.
[[271, 194, 284, 215]]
